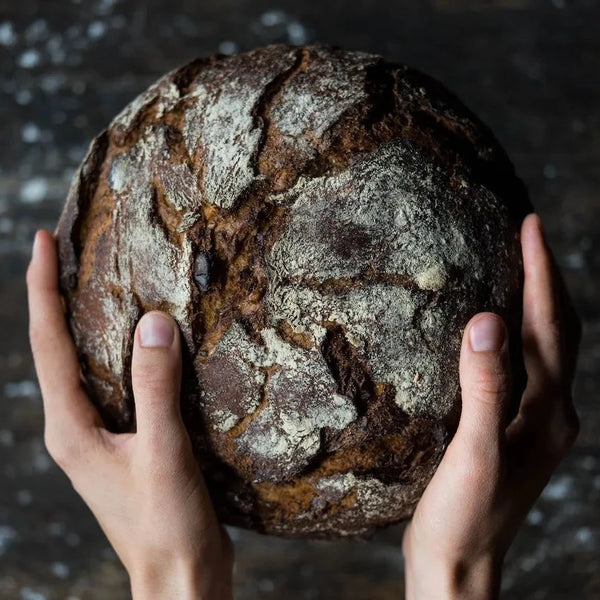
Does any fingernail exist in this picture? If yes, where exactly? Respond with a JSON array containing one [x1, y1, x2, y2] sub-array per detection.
[[470, 315, 505, 352], [139, 312, 174, 348]]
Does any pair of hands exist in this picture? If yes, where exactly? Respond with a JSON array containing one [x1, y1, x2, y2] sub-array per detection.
[[26, 213, 581, 599]]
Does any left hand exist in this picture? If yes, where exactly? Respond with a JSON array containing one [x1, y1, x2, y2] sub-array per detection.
[[26, 229, 234, 600]]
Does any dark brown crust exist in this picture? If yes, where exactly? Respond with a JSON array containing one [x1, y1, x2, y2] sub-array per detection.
[[55, 43, 532, 539]]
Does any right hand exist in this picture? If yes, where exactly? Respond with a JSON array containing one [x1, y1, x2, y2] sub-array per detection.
[[402, 213, 581, 599]]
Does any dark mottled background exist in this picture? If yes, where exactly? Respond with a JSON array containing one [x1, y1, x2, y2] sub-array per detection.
[[1, 0, 599, 598]]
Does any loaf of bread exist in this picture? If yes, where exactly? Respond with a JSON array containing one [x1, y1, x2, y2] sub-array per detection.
[[56, 43, 531, 539]]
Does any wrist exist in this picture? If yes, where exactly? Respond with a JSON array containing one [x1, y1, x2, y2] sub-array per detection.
[[403, 536, 503, 600], [129, 557, 232, 600]]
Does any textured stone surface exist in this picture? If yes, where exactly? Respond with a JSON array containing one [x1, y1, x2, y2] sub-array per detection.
[[1, 0, 599, 597]]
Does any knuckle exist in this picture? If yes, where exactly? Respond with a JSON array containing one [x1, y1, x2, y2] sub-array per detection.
[[132, 354, 179, 395], [28, 324, 44, 353], [44, 425, 90, 472], [25, 261, 36, 287], [44, 429, 74, 470], [472, 368, 510, 403], [545, 401, 580, 456], [132, 366, 173, 395], [136, 373, 173, 397], [556, 406, 580, 452]]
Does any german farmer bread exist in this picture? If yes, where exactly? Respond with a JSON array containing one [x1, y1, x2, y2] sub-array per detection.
[[56, 43, 531, 539]]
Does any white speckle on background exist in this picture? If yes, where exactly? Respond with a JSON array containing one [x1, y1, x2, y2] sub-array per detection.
[[110, 15, 126, 28], [260, 10, 287, 26], [15, 89, 33, 105], [40, 73, 64, 94], [543, 163, 557, 179], [255, 10, 312, 44], [0, 428, 15, 447], [258, 579, 275, 592], [8, 353, 22, 367], [66, 24, 82, 40], [287, 21, 308, 44], [0, 22, 17, 46], [0, 525, 17, 555], [62, 166, 77, 182], [97, 0, 117, 15], [17, 49, 41, 69], [46, 35, 66, 65], [74, 114, 88, 128], [574, 527, 595, 549], [542, 474, 573, 500], [580, 455, 597, 470], [526, 508, 544, 526], [72, 79, 87, 95], [564, 251, 584, 270], [68, 145, 86, 162], [51, 562, 70, 579], [218, 40, 238, 55], [20, 589, 46, 600], [66, 532, 80, 546], [47, 522, 66, 536], [4, 379, 40, 397], [22, 123, 41, 143], [17, 489, 33, 506], [25, 19, 49, 43], [87, 20, 106, 39], [20, 178, 48, 204], [0, 217, 13, 234], [520, 554, 540, 572], [33, 451, 52, 473]]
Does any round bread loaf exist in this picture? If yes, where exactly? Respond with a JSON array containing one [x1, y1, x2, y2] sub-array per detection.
[[56, 43, 532, 539]]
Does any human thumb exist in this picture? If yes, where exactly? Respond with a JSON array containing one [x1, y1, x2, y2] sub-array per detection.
[[454, 312, 511, 457], [131, 311, 184, 441]]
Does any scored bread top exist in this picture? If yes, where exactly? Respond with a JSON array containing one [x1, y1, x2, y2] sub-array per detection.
[[56, 43, 530, 538]]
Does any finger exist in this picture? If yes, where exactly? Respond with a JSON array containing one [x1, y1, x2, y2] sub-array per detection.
[[26, 230, 103, 438], [503, 395, 579, 525], [520, 213, 565, 392], [503, 214, 580, 513], [554, 266, 582, 383], [455, 313, 511, 457], [407, 314, 511, 538], [131, 311, 184, 445], [546, 232, 582, 384]]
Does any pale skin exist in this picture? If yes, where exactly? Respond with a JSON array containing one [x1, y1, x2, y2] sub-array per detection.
[[26, 212, 580, 599]]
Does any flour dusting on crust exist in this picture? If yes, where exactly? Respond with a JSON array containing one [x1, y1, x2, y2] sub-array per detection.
[[56, 43, 530, 539]]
